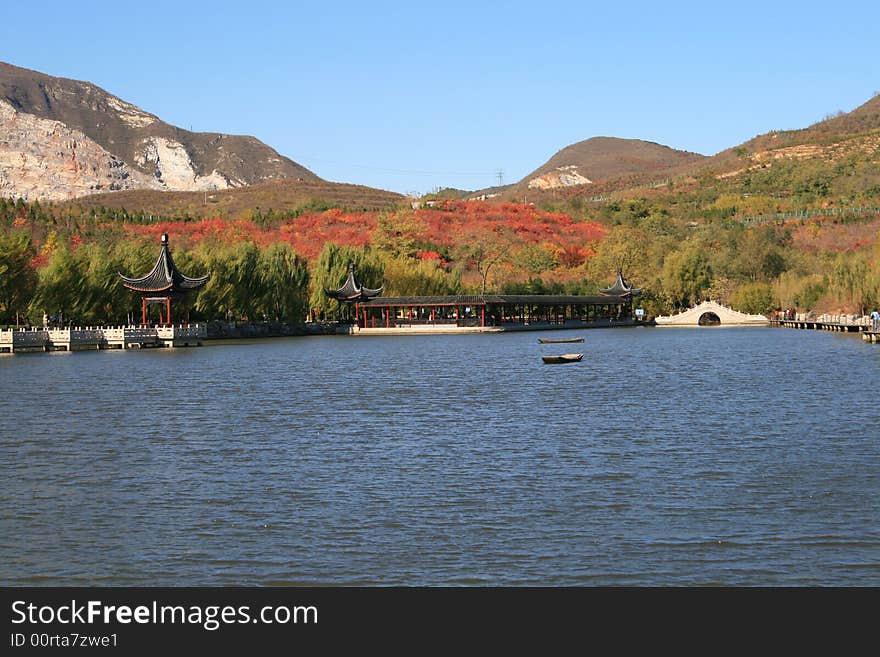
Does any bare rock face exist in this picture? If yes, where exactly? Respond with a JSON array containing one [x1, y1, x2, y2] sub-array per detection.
[[0, 61, 319, 201], [0, 100, 161, 200], [133, 136, 238, 191], [527, 165, 593, 190]]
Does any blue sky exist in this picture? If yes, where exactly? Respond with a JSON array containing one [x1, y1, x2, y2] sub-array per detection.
[[2, 1, 878, 195]]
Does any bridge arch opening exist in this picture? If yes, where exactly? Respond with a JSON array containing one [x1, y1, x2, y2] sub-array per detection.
[[698, 312, 721, 326]]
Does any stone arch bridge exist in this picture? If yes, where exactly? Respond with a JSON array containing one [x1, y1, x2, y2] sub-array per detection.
[[654, 301, 770, 326]]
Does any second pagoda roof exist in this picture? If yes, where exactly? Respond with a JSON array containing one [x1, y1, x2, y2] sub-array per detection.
[[599, 269, 641, 297], [325, 263, 383, 302]]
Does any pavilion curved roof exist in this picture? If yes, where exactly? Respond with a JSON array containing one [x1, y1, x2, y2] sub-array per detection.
[[119, 234, 210, 293], [325, 263, 383, 302], [599, 269, 641, 298]]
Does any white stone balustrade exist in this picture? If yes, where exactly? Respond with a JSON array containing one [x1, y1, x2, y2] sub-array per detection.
[[0, 324, 205, 353]]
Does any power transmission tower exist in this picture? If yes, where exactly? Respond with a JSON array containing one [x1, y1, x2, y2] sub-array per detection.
[[496, 169, 504, 186]]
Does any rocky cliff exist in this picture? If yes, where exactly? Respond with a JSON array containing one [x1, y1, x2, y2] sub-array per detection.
[[0, 62, 319, 201]]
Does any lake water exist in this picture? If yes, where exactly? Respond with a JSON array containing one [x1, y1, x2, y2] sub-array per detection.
[[1, 327, 878, 586]]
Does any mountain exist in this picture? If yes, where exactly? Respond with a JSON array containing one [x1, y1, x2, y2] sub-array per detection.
[[505, 94, 880, 205], [0, 61, 320, 201], [520, 137, 705, 190], [687, 93, 880, 181]]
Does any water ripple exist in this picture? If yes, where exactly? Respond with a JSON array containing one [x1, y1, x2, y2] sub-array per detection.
[[2, 328, 879, 585]]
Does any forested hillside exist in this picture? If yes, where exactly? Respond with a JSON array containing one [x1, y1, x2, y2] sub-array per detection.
[[2, 94, 879, 326]]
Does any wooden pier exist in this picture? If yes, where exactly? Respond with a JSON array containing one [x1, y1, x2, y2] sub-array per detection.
[[0, 324, 206, 354], [773, 313, 880, 343]]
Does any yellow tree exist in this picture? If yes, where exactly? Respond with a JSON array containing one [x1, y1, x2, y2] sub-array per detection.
[[451, 225, 514, 294], [371, 210, 428, 259]]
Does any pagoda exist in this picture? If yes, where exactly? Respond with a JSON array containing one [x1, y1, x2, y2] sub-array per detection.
[[119, 234, 210, 325], [324, 263, 382, 303], [599, 269, 641, 298]]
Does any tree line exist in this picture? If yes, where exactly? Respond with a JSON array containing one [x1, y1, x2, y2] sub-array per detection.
[[2, 193, 879, 326]]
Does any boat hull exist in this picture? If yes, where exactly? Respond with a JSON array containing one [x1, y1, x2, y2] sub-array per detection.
[[541, 353, 583, 364]]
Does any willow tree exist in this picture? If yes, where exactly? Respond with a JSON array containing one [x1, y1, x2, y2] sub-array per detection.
[[661, 244, 713, 309], [0, 231, 37, 325], [258, 243, 310, 322], [380, 255, 460, 297], [75, 243, 131, 324], [828, 251, 875, 314], [729, 281, 775, 315], [310, 243, 384, 320], [190, 242, 262, 321], [29, 244, 80, 324], [774, 271, 826, 312]]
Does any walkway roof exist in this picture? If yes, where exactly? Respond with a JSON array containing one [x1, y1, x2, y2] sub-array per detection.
[[362, 294, 629, 307]]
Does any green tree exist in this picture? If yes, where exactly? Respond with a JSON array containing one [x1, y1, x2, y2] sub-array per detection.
[[731, 227, 788, 282], [0, 232, 38, 325], [661, 245, 713, 308], [76, 243, 129, 324], [585, 225, 648, 284], [30, 244, 80, 324], [258, 243, 310, 321], [828, 251, 874, 314], [730, 281, 774, 315], [193, 244, 236, 320], [513, 243, 558, 276], [774, 271, 826, 312], [192, 242, 262, 321], [229, 242, 262, 320], [381, 255, 460, 296]]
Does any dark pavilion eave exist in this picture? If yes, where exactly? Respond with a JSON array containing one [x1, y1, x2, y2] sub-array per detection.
[[119, 237, 209, 294], [325, 264, 382, 302], [599, 270, 641, 298], [120, 281, 175, 294]]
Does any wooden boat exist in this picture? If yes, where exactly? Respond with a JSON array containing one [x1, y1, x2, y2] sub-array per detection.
[[538, 337, 584, 344], [541, 353, 584, 364]]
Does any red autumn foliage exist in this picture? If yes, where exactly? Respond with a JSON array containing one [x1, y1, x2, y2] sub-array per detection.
[[789, 217, 880, 253], [30, 253, 48, 269], [414, 201, 606, 252], [123, 201, 606, 267]]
